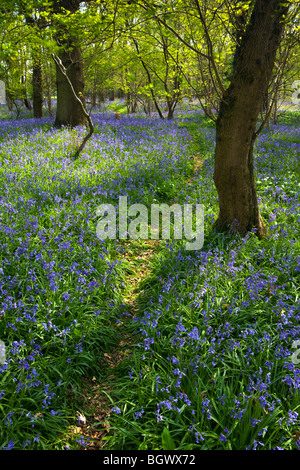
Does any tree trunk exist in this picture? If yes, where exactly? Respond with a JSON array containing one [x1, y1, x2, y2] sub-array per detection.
[[272, 95, 278, 125], [43, 56, 53, 117], [98, 89, 104, 103], [24, 14, 44, 118], [91, 89, 97, 108], [213, 0, 289, 236], [108, 89, 115, 101], [32, 59, 43, 118], [21, 75, 32, 111], [45, 74, 53, 118], [53, 0, 86, 128], [6, 90, 13, 111], [167, 105, 174, 120], [24, 98, 32, 110], [54, 46, 86, 128]]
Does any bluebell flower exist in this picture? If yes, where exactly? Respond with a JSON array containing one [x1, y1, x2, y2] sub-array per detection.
[[2, 440, 14, 450], [112, 406, 121, 414]]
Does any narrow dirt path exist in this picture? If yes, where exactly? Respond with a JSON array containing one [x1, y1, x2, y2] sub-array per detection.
[[70, 239, 162, 450], [66, 153, 204, 450]]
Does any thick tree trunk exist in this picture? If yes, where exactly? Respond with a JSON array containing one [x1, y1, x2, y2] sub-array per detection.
[[53, 0, 86, 128], [54, 46, 86, 128], [213, 0, 289, 236], [32, 59, 43, 118], [167, 106, 174, 120]]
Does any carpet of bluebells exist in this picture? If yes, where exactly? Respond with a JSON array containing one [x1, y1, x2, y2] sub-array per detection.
[[0, 107, 299, 450]]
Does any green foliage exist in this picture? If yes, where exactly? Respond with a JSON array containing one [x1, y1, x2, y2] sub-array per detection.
[[161, 427, 176, 450]]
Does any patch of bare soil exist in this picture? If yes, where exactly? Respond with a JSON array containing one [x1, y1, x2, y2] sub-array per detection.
[[186, 153, 204, 186]]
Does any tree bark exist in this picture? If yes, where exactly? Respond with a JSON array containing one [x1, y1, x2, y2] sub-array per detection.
[[24, 14, 44, 118], [32, 58, 43, 118], [167, 104, 174, 120], [54, 46, 86, 127], [45, 71, 53, 118], [21, 74, 32, 111], [52, 53, 94, 159], [213, 0, 290, 236], [53, 0, 87, 128]]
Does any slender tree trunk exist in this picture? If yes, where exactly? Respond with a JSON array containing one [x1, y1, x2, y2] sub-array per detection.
[[44, 57, 53, 117], [91, 83, 97, 108], [108, 89, 115, 101], [32, 58, 43, 118], [272, 92, 279, 125], [126, 91, 131, 113], [45, 75, 53, 118], [21, 75, 32, 111], [98, 89, 104, 103], [6, 91, 13, 111], [24, 15, 44, 118], [213, 0, 289, 236], [132, 38, 165, 119]]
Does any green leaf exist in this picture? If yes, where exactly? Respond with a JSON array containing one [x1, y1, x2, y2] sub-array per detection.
[[73, 327, 82, 340], [161, 427, 176, 450]]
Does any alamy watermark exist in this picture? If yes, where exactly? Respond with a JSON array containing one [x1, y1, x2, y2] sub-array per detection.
[[0, 81, 5, 106], [0, 341, 6, 365], [96, 197, 204, 251], [291, 340, 300, 365]]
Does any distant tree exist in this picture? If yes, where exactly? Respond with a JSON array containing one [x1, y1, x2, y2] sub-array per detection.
[[23, 11, 45, 118]]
